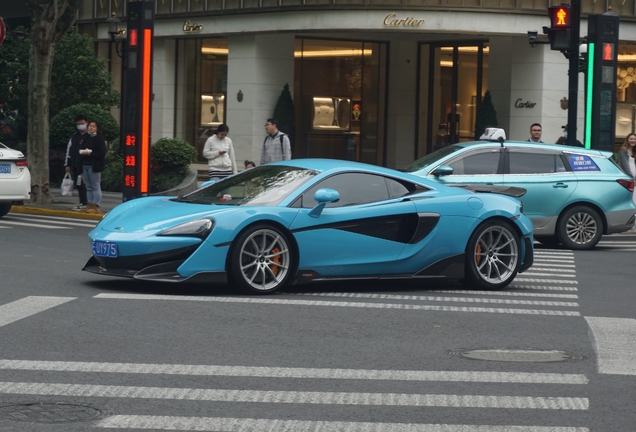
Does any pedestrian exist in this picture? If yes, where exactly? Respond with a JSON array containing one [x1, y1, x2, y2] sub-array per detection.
[[618, 133, 636, 179], [64, 114, 89, 211], [261, 118, 291, 165], [528, 123, 544, 143], [202, 123, 237, 181], [244, 160, 256, 170], [79, 121, 107, 214]]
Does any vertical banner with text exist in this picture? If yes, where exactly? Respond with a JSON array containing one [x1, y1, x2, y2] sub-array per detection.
[[122, 0, 154, 201]]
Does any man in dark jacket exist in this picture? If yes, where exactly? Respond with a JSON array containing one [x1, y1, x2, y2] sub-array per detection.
[[64, 115, 89, 211]]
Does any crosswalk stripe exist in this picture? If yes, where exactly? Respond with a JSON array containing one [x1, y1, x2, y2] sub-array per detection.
[[526, 267, 575, 273], [0, 220, 70, 229], [514, 279, 577, 284], [0, 382, 589, 409], [94, 293, 580, 316], [509, 284, 578, 292], [0, 360, 588, 384], [94, 415, 591, 431], [432, 290, 578, 298], [0, 215, 97, 228], [535, 251, 574, 255], [524, 263, 575, 268], [0, 297, 76, 328], [291, 293, 579, 307], [521, 272, 575, 277], [585, 316, 636, 375]]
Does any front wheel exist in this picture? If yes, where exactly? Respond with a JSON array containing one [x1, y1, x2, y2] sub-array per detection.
[[556, 206, 603, 250], [462, 220, 521, 290], [229, 224, 294, 294]]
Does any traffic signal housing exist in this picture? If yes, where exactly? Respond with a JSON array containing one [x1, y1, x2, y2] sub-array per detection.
[[584, 13, 620, 151], [545, 5, 573, 51]]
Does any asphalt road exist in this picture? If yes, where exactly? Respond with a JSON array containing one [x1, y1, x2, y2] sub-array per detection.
[[0, 213, 635, 431]]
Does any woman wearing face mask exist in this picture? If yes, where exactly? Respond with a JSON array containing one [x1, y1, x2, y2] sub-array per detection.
[[79, 121, 107, 213], [202, 124, 237, 181]]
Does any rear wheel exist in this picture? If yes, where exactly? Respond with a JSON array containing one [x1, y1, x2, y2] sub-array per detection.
[[556, 206, 603, 250], [0, 203, 11, 218], [229, 224, 294, 294], [462, 220, 520, 290]]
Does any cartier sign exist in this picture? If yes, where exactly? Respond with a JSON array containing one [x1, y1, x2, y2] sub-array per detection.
[[515, 98, 536, 108], [183, 20, 203, 33], [383, 13, 424, 27]]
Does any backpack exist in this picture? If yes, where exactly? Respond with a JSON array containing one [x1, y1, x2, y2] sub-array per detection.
[[263, 132, 287, 154]]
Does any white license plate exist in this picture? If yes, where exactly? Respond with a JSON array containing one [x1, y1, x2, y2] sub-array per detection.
[[0, 164, 10, 174], [92, 240, 118, 258]]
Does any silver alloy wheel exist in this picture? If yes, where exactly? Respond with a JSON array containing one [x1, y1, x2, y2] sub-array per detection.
[[472, 225, 519, 284], [565, 211, 598, 245], [238, 228, 291, 291]]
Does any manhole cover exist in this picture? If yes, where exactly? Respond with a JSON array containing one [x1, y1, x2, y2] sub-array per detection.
[[0, 402, 107, 423], [449, 349, 585, 362]]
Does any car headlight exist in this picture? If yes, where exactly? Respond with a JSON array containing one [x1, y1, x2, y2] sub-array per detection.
[[157, 218, 214, 239]]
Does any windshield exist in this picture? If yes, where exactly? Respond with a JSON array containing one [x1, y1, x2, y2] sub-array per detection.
[[176, 165, 319, 206], [402, 145, 463, 173]]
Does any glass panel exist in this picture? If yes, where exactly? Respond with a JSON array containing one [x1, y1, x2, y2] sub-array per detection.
[[615, 0, 635, 17], [111, 0, 125, 17], [305, 0, 332, 4], [207, 0, 223, 9], [448, 151, 500, 174], [157, 0, 172, 14], [369, 0, 402, 4], [243, 0, 260, 6], [519, 0, 548, 9], [282, 0, 303, 4], [360, 42, 386, 165], [79, 0, 93, 19], [173, 0, 188, 12], [581, 0, 606, 14], [262, 0, 278, 5], [96, 0, 109, 18], [335, 0, 366, 3], [191, 0, 206, 10], [225, 0, 242, 8], [484, 0, 515, 7], [456, 47, 479, 142], [406, 0, 443, 5]]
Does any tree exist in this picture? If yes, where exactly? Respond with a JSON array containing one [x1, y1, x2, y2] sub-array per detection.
[[0, 29, 30, 145], [474, 90, 499, 140], [25, 0, 79, 204]]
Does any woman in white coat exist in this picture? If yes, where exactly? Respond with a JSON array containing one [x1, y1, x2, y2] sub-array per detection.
[[202, 124, 237, 180]]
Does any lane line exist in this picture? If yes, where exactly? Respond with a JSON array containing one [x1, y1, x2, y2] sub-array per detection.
[[585, 316, 636, 375], [94, 294, 580, 316], [523, 263, 575, 268], [7, 213, 97, 222], [0, 360, 588, 384], [0, 382, 589, 409], [0, 221, 70, 229], [431, 290, 578, 298], [527, 267, 575, 273], [521, 273, 575, 278], [1, 216, 96, 228], [514, 279, 577, 284], [0, 297, 76, 328], [95, 415, 590, 431], [291, 293, 579, 307], [509, 285, 578, 292]]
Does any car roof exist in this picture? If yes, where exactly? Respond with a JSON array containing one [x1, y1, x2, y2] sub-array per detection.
[[453, 140, 610, 157]]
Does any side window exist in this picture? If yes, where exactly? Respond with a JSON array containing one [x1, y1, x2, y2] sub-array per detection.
[[386, 178, 413, 198], [301, 173, 390, 208], [509, 151, 564, 174], [447, 151, 501, 175]]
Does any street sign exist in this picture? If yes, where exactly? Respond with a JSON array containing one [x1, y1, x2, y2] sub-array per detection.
[[0, 18, 6, 46]]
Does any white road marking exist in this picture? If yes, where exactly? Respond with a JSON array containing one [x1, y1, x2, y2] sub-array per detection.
[[292, 293, 579, 307], [518, 273, 575, 278], [0, 382, 589, 409], [0, 220, 70, 229], [94, 293, 580, 316], [0, 359, 588, 384], [524, 263, 576, 268], [509, 284, 578, 292], [585, 316, 636, 375], [528, 267, 575, 273], [514, 279, 578, 284], [1, 215, 97, 228], [535, 251, 574, 256], [597, 241, 636, 245], [95, 415, 590, 431], [0, 297, 76, 328], [432, 290, 578, 298]]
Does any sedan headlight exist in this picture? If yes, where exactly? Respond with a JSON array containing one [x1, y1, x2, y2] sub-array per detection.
[[157, 218, 214, 239]]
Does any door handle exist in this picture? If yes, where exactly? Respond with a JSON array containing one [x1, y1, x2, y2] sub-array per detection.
[[553, 183, 568, 188]]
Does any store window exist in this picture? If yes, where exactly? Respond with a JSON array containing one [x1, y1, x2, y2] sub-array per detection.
[[417, 43, 489, 158], [615, 43, 636, 141], [295, 38, 387, 165]]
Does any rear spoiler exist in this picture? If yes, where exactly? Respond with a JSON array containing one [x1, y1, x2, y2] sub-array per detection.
[[449, 184, 527, 198]]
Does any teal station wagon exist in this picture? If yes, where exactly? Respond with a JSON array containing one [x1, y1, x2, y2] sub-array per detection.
[[404, 129, 636, 250]]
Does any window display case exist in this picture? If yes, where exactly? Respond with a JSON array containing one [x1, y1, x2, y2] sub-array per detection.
[[310, 96, 351, 132], [201, 94, 225, 127]]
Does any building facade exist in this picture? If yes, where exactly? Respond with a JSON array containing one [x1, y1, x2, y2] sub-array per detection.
[[78, 0, 636, 168]]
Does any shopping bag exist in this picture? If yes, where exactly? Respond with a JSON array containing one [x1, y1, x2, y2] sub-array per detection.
[[61, 173, 74, 197]]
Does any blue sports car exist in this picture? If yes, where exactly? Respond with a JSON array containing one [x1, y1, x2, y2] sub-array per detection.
[[84, 159, 534, 294]]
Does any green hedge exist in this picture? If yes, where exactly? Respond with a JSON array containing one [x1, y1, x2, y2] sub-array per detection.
[[50, 103, 120, 152]]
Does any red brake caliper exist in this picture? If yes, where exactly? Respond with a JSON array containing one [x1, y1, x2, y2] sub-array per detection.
[[269, 247, 281, 276], [475, 243, 482, 265]]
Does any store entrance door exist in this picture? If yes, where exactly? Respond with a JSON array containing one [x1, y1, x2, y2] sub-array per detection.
[[416, 43, 489, 159]]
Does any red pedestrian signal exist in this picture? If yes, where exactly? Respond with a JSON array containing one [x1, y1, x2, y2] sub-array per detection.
[[603, 43, 614, 61], [549, 5, 571, 28]]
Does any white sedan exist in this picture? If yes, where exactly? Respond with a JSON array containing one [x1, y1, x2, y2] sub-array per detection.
[[0, 142, 31, 218]]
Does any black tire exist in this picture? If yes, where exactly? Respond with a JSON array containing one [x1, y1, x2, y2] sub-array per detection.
[[461, 220, 521, 290], [0, 203, 11, 219], [229, 224, 294, 294], [535, 235, 561, 247], [556, 206, 603, 250]]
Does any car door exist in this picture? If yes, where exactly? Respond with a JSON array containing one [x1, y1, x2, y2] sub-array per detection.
[[503, 148, 577, 229], [289, 172, 418, 277], [429, 147, 504, 187]]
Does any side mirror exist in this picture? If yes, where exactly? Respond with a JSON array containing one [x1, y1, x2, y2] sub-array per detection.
[[431, 165, 453, 177], [309, 188, 340, 218]]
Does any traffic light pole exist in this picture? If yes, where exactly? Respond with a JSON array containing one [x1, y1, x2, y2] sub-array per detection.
[[567, 0, 581, 147]]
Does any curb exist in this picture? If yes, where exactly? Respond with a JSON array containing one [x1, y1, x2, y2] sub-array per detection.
[[9, 205, 104, 220]]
